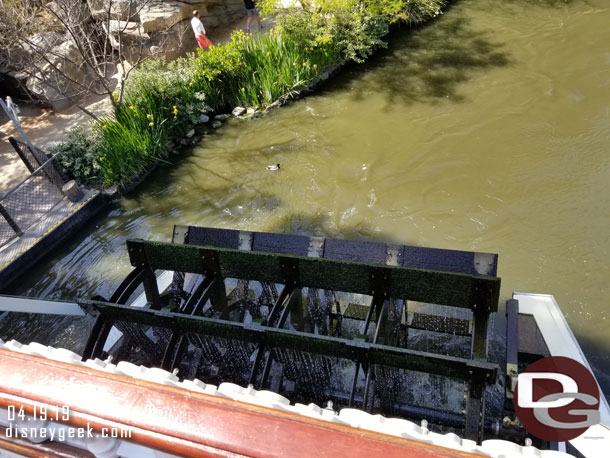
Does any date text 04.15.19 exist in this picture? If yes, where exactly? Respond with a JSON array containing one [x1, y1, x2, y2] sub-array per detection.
[[8, 405, 70, 422]]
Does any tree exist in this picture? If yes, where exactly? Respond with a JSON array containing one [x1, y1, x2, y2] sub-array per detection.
[[0, 0, 188, 121]]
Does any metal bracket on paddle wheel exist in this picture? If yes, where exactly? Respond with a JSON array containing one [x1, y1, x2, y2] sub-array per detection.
[[127, 240, 161, 309], [279, 256, 300, 287]]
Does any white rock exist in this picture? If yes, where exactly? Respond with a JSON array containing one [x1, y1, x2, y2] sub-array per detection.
[[232, 106, 246, 116], [23, 32, 63, 55], [246, 107, 258, 115], [46, 1, 90, 23], [199, 114, 210, 123], [139, 0, 190, 34], [212, 121, 222, 128], [86, 0, 136, 21], [186, 128, 195, 138], [214, 114, 229, 121], [104, 20, 148, 48], [25, 39, 89, 110], [264, 101, 281, 112]]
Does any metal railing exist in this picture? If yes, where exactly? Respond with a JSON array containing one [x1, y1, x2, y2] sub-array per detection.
[[0, 154, 68, 248], [8, 137, 48, 173]]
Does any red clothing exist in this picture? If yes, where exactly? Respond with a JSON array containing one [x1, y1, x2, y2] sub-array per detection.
[[196, 34, 212, 48]]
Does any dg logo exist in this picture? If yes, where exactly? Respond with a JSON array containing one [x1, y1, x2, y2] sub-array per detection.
[[514, 356, 600, 442]]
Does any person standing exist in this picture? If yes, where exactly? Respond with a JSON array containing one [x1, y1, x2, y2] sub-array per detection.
[[191, 10, 212, 49], [244, 0, 263, 32]]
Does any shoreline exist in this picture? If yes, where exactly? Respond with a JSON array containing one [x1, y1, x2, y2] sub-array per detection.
[[0, 12, 277, 192]]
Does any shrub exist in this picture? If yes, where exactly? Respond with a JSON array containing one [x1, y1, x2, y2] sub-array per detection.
[[51, 127, 103, 184], [264, 0, 445, 61]]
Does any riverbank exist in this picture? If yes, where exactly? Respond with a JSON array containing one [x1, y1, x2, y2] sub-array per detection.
[[25, 1, 448, 188], [0, 12, 277, 192]]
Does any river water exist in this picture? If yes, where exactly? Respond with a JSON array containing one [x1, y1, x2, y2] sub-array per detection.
[[6, 0, 609, 393]]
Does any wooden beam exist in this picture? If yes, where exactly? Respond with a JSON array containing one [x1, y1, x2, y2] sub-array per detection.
[[126, 239, 500, 311], [79, 300, 497, 384]]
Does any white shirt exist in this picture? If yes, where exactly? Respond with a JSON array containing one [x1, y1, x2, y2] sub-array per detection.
[[191, 17, 206, 36]]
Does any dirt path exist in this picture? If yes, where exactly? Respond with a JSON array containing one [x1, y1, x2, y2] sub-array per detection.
[[0, 13, 276, 192]]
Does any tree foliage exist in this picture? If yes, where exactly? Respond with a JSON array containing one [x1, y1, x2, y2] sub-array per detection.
[[259, 0, 445, 62]]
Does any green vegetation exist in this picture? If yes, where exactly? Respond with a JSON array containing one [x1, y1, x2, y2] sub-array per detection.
[[55, 0, 447, 186], [52, 128, 104, 184]]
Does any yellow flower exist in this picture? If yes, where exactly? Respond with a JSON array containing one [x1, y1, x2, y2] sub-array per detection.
[[147, 114, 153, 120], [102, 125, 107, 129], [99, 157, 104, 161], [129, 105, 135, 110], [241, 87, 246, 92], [313, 64, 317, 69], [149, 122, 154, 127], [189, 82, 193, 87], [266, 51, 270, 56], [302, 62, 307, 67]]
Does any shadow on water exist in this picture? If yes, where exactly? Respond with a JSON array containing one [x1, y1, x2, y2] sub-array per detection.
[[325, 13, 511, 105]]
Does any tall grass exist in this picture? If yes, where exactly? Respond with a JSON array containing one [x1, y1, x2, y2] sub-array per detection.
[[234, 30, 341, 106]]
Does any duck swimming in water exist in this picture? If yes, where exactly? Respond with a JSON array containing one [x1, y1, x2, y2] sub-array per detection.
[[266, 163, 280, 171]]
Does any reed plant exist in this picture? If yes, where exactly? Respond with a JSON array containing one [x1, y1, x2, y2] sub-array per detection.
[[231, 30, 341, 106]]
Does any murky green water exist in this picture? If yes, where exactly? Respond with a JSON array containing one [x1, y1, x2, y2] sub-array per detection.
[[6, 0, 609, 392]]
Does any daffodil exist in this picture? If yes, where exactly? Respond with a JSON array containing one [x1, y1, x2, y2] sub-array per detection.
[[129, 105, 135, 110], [147, 114, 153, 120], [149, 122, 154, 127], [302, 62, 307, 67], [313, 64, 317, 69]]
